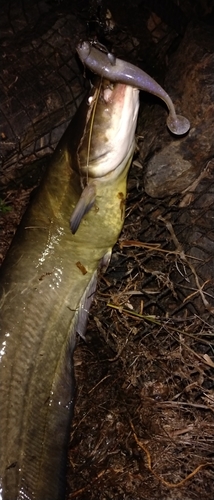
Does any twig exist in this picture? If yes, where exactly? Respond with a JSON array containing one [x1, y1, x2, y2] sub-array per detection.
[[107, 303, 214, 365], [69, 470, 106, 497], [158, 215, 213, 313], [120, 239, 201, 261], [130, 419, 212, 488], [88, 375, 111, 394], [180, 159, 214, 207]]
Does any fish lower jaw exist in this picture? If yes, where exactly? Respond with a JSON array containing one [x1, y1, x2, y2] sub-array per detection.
[[86, 142, 136, 182]]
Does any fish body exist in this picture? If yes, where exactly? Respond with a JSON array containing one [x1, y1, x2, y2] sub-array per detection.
[[0, 79, 139, 499]]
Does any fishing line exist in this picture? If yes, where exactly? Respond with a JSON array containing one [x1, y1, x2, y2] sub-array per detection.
[[85, 78, 103, 185]]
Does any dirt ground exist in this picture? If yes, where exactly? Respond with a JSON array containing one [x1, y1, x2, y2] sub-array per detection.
[[0, 1, 214, 499]]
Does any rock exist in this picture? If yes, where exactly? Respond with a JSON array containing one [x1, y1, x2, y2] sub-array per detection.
[[144, 143, 197, 197]]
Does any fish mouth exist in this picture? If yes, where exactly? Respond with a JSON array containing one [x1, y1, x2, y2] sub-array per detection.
[[79, 81, 139, 179]]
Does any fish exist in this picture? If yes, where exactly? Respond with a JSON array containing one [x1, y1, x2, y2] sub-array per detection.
[[0, 76, 139, 500], [77, 41, 190, 136], [0, 41, 190, 500]]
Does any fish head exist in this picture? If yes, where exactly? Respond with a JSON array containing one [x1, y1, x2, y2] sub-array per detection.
[[78, 79, 139, 181]]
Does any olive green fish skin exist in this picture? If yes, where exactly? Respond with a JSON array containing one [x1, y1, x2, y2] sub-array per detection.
[[0, 80, 138, 499]]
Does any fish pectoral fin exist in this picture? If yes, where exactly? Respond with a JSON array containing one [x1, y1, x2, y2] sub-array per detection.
[[100, 249, 112, 273], [76, 270, 98, 340], [70, 183, 96, 234]]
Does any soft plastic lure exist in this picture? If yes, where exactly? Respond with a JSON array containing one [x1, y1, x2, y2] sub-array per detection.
[[77, 40, 190, 136]]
